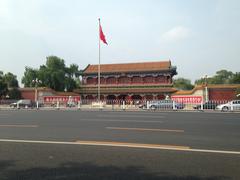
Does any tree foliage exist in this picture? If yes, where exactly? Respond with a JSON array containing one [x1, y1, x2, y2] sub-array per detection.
[[173, 78, 194, 90], [0, 71, 8, 98], [230, 72, 240, 84], [0, 71, 20, 99], [21, 67, 38, 87], [21, 56, 81, 91], [195, 70, 239, 85], [3, 72, 19, 88], [7, 88, 21, 99]]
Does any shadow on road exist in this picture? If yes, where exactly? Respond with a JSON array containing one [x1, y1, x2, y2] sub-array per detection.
[[0, 161, 229, 180]]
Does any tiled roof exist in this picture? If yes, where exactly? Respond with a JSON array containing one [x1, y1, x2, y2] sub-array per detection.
[[207, 84, 240, 89], [83, 61, 172, 74]]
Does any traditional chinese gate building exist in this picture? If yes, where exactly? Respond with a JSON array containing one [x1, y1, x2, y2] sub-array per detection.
[[76, 60, 178, 101]]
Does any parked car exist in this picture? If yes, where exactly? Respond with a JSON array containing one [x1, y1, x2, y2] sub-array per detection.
[[147, 100, 184, 110], [138, 103, 147, 109], [10, 99, 34, 108], [66, 101, 76, 107], [193, 101, 218, 110], [216, 100, 240, 111]]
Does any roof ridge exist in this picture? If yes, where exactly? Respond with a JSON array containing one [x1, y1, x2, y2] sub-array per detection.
[[90, 60, 171, 66]]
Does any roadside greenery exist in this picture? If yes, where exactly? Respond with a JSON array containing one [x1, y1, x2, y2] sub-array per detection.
[[195, 70, 240, 85], [173, 78, 194, 90], [0, 71, 21, 99], [22, 56, 81, 92], [174, 69, 240, 90]]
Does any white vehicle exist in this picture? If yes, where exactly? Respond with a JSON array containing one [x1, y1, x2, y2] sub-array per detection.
[[9, 99, 34, 109], [216, 100, 240, 111]]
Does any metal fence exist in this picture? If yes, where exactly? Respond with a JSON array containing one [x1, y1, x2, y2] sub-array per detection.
[[1, 99, 240, 112]]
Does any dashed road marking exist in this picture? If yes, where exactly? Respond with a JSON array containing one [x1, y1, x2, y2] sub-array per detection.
[[0, 125, 38, 128], [98, 114, 165, 119], [106, 127, 184, 133], [80, 119, 163, 123]]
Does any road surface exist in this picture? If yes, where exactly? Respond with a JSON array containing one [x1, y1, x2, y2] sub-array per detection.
[[0, 110, 239, 179]]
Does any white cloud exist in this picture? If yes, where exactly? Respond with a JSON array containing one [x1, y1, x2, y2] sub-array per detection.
[[162, 26, 191, 42]]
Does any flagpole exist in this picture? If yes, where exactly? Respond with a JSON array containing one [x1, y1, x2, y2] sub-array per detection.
[[98, 18, 101, 102]]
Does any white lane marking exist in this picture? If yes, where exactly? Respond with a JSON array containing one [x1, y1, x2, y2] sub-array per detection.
[[80, 119, 163, 123], [0, 125, 38, 128], [106, 112, 168, 115], [0, 114, 11, 116], [75, 141, 189, 149], [0, 139, 240, 155], [97, 114, 165, 119], [106, 127, 184, 133]]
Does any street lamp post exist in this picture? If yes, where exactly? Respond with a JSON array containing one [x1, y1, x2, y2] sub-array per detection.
[[32, 78, 42, 105]]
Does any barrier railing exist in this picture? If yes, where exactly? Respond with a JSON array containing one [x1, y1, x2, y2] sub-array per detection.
[[0, 99, 240, 112]]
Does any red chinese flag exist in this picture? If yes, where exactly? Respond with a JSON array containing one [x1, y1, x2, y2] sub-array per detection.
[[99, 23, 108, 45]]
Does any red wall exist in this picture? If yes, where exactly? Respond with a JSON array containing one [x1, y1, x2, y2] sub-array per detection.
[[209, 88, 236, 101], [21, 91, 35, 101]]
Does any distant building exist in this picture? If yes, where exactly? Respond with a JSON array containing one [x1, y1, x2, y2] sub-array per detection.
[[76, 60, 178, 101]]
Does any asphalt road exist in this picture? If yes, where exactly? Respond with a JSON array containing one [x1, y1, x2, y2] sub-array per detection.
[[0, 110, 239, 179]]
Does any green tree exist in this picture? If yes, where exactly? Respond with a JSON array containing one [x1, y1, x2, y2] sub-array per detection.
[[68, 64, 81, 78], [0, 81, 7, 98], [0, 71, 8, 98], [195, 77, 211, 85], [21, 67, 38, 87], [0, 71, 20, 99], [173, 78, 194, 90], [0, 71, 3, 81], [195, 70, 239, 85], [211, 70, 234, 84], [8, 88, 21, 99], [46, 56, 65, 70], [44, 56, 66, 91], [22, 56, 80, 92], [38, 65, 49, 87], [230, 72, 240, 84], [64, 64, 80, 91], [3, 72, 19, 88]]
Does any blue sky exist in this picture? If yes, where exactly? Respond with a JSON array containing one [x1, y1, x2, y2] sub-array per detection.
[[0, 0, 239, 86]]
